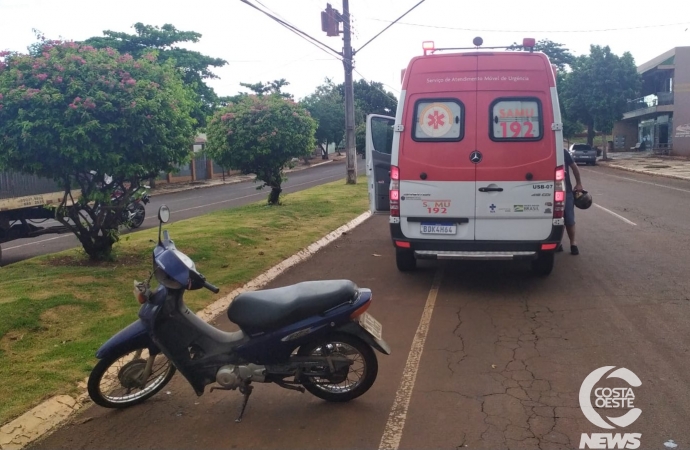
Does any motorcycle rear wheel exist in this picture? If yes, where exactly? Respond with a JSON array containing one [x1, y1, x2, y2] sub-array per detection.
[[127, 203, 146, 229], [297, 333, 378, 402], [87, 347, 175, 408]]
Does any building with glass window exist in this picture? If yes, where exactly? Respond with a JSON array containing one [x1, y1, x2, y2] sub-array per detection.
[[612, 46, 690, 156]]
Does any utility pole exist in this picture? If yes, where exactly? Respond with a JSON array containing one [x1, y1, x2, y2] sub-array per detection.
[[318, 1, 425, 183], [341, 0, 357, 184]]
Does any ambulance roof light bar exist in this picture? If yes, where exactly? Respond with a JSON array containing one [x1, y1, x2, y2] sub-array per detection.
[[523, 37, 536, 52], [423, 37, 538, 54]]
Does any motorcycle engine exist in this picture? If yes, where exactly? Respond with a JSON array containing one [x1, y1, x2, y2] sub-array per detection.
[[216, 364, 266, 389]]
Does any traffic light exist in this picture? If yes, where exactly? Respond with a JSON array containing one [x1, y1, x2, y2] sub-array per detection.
[[321, 3, 340, 37]]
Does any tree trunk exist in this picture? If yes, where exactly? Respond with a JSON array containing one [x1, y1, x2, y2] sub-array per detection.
[[587, 121, 595, 146], [79, 233, 117, 261], [268, 186, 282, 205], [321, 141, 329, 160]]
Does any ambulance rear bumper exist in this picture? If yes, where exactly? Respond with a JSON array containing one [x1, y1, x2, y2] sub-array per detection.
[[390, 223, 564, 260]]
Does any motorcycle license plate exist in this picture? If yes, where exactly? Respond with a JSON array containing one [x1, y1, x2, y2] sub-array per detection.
[[358, 312, 383, 341]]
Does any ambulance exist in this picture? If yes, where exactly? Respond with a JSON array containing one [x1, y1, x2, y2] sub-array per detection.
[[365, 38, 565, 275]]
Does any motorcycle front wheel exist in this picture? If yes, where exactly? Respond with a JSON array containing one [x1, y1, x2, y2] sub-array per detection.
[[297, 333, 378, 402], [87, 347, 175, 408], [127, 203, 146, 229]]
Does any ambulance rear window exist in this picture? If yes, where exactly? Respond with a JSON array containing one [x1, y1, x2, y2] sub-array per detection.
[[412, 99, 464, 142], [490, 98, 542, 141]]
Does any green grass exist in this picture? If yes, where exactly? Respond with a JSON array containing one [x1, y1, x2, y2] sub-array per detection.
[[0, 180, 368, 425]]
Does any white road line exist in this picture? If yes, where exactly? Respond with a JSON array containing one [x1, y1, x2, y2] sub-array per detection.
[[379, 268, 444, 450], [3, 174, 346, 252], [583, 168, 690, 194], [162, 174, 344, 215], [2, 234, 72, 251], [593, 203, 637, 226]]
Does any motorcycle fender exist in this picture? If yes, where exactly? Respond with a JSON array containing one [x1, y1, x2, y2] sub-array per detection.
[[336, 321, 391, 355], [95, 319, 159, 360]]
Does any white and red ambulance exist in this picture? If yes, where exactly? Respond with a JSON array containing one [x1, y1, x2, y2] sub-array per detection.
[[365, 38, 565, 275]]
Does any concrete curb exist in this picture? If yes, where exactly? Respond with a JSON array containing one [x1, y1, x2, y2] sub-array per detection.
[[0, 209, 372, 450], [599, 161, 690, 182], [149, 160, 336, 197]]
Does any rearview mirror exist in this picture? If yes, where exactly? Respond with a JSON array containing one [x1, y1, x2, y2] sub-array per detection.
[[158, 205, 170, 223]]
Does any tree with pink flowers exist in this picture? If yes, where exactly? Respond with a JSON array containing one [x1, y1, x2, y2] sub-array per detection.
[[0, 40, 195, 260], [205, 95, 316, 205]]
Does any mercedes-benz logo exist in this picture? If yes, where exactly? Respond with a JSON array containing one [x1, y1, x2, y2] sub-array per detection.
[[470, 151, 482, 164]]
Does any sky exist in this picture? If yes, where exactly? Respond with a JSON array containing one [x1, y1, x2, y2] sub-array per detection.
[[1, 0, 689, 101]]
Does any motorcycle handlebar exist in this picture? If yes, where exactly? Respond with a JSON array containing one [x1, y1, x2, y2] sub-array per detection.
[[203, 280, 220, 294]]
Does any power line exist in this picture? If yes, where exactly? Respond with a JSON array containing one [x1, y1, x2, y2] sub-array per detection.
[[239, 0, 343, 60], [355, 0, 426, 54], [364, 18, 690, 34]]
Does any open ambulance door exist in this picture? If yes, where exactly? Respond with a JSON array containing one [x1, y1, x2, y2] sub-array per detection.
[[365, 114, 395, 213]]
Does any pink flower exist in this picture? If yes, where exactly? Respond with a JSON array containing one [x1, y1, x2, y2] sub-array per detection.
[[55, 64, 64, 72], [69, 104, 77, 109], [146, 114, 152, 119], [125, 79, 136, 85], [143, 53, 156, 62], [0, 93, 3, 100], [105, 48, 116, 56], [55, 76, 62, 83], [130, 101, 136, 108], [37, 73, 48, 81], [74, 96, 82, 103], [221, 113, 235, 121], [0, 50, 10, 57]]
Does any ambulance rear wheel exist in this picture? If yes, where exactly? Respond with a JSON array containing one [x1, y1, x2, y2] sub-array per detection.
[[531, 252, 554, 277], [396, 249, 416, 272]]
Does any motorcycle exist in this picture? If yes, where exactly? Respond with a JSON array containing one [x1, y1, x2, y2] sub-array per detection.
[[116, 185, 150, 229], [93, 185, 150, 229], [87, 205, 390, 422]]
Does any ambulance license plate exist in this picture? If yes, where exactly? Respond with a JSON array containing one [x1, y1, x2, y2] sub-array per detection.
[[420, 223, 457, 235], [358, 312, 383, 341]]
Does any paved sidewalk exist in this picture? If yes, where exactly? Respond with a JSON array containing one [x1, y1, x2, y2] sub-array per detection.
[[599, 151, 690, 181]]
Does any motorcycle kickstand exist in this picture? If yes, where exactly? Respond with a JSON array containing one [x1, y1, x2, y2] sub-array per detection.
[[235, 383, 253, 423]]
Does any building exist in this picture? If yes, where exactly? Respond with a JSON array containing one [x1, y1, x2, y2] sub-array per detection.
[[613, 46, 690, 157]]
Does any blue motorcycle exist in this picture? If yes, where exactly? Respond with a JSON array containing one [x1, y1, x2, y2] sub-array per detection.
[[87, 205, 390, 422]]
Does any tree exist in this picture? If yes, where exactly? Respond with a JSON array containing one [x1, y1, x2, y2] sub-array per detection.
[[82, 23, 227, 127], [301, 79, 345, 160], [239, 78, 293, 99], [562, 45, 640, 148], [337, 80, 397, 155], [509, 39, 575, 71], [0, 40, 195, 260], [205, 95, 316, 205], [339, 79, 397, 117]]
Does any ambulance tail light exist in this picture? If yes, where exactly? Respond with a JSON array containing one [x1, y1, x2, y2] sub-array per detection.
[[553, 165, 565, 219], [390, 166, 400, 217]]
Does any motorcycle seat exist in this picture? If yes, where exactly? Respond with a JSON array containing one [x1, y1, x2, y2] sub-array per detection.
[[228, 280, 358, 331]]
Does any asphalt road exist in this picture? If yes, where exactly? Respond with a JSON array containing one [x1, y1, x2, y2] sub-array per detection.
[[30, 165, 690, 450], [0, 161, 363, 266]]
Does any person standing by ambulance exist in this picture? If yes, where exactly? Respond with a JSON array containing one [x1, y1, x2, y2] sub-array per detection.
[[558, 148, 584, 255]]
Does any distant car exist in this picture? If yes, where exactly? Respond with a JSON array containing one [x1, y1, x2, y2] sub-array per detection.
[[568, 144, 597, 165]]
